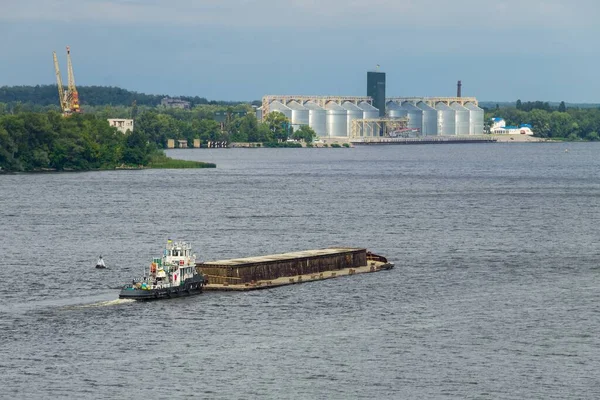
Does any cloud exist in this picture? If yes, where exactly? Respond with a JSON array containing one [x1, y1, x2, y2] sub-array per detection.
[[1, 0, 597, 31]]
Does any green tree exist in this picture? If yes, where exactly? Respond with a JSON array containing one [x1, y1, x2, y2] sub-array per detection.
[[549, 111, 573, 138], [122, 130, 149, 165], [516, 99, 522, 110], [292, 125, 316, 143], [528, 109, 551, 137], [585, 131, 599, 141], [558, 101, 567, 112], [0, 125, 18, 170], [131, 100, 138, 119], [264, 111, 290, 142]]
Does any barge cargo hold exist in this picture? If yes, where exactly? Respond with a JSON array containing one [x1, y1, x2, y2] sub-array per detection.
[[196, 248, 393, 291]]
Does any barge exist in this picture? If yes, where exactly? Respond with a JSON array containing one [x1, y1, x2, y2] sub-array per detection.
[[196, 247, 393, 291]]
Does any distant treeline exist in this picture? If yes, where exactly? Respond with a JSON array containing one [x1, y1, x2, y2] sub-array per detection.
[[484, 100, 600, 140], [480, 100, 600, 110], [0, 85, 252, 108]]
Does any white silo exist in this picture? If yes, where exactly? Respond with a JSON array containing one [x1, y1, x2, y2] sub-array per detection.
[[358, 102, 380, 137], [436, 102, 456, 135], [325, 102, 347, 137], [401, 102, 424, 132], [342, 102, 363, 137], [255, 106, 262, 120], [464, 102, 484, 135], [304, 101, 326, 137], [268, 101, 292, 120], [386, 101, 406, 118], [287, 101, 309, 131], [416, 102, 438, 136], [450, 102, 470, 135], [358, 101, 379, 119]]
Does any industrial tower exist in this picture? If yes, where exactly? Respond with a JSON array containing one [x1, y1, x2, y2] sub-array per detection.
[[53, 46, 81, 115]]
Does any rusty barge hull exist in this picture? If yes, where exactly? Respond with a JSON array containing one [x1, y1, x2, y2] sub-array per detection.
[[196, 248, 393, 291]]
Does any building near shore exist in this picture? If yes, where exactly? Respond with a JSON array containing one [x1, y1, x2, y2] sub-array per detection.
[[107, 118, 134, 134], [490, 117, 534, 135]]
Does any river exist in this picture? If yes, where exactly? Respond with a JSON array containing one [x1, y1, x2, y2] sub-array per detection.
[[1, 143, 599, 399]]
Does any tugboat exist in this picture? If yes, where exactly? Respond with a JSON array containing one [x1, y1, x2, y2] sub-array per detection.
[[119, 240, 206, 300]]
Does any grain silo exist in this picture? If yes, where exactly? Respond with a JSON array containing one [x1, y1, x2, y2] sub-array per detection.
[[436, 102, 456, 135], [416, 102, 438, 136], [268, 101, 292, 120], [325, 102, 347, 137], [464, 102, 484, 135], [304, 101, 326, 137], [450, 102, 470, 135], [401, 102, 424, 132], [358, 101, 379, 119], [386, 101, 406, 118], [342, 102, 363, 137], [358, 102, 380, 137], [287, 101, 309, 131]]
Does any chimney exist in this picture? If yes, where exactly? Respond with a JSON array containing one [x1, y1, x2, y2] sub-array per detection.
[[457, 80, 462, 98]]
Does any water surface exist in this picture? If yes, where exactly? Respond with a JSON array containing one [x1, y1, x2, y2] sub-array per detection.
[[1, 143, 599, 399]]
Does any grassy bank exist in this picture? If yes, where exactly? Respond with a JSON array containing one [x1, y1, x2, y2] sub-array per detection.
[[147, 152, 216, 169]]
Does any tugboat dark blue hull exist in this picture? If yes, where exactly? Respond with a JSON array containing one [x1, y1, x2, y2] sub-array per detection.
[[119, 277, 205, 301]]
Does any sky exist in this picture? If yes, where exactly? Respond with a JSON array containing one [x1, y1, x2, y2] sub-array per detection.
[[1, 0, 599, 103]]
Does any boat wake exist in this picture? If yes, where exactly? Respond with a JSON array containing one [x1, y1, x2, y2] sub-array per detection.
[[75, 298, 136, 308]]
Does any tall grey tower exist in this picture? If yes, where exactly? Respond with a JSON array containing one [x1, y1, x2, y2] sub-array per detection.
[[367, 71, 386, 117]]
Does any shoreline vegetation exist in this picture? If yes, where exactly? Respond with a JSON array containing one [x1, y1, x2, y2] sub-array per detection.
[[0, 110, 216, 173], [2, 87, 600, 172], [147, 152, 215, 169]]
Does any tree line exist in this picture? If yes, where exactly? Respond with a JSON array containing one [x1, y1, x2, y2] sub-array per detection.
[[0, 111, 154, 171], [133, 109, 315, 147], [0, 84, 317, 147], [0, 85, 247, 108], [0, 106, 315, 171], [484, 100, 600, 140]]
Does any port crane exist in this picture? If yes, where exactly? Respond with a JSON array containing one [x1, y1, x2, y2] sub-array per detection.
[[53, 46, 81, 115]]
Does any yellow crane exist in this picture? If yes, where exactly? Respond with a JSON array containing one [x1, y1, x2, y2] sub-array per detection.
[[53, 46, 81, 115], [52, 51, 67, 113]]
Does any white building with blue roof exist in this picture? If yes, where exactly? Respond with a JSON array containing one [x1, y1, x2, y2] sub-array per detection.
[[490, 117, 533, 135]]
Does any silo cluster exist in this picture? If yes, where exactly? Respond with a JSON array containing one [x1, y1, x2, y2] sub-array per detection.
[[385, 100, 484, 135], [257, 71, 485, 138], [259, 98, 382, 138]]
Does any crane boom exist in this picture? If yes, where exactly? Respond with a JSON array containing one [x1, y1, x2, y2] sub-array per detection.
[[65, 46, 80, 113], [53, 51, 67, 113]]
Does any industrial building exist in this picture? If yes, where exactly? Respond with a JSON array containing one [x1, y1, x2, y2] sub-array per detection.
[[258, 72, 485, 140]]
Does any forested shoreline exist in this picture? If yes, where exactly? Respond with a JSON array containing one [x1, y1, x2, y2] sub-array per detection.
[[2, 86, 599, 172], [0, 111, 215, 172]]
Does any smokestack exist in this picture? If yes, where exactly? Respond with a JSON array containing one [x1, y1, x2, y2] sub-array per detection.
[[457, 80, 462, 97]]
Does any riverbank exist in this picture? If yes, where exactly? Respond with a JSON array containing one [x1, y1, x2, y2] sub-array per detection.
[[491, 134, 552, 143], [147, 152, 216, 168], [0, 154, 216, 173]]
